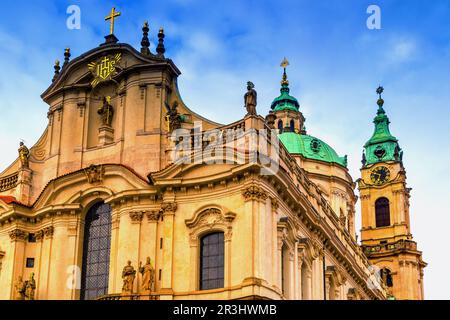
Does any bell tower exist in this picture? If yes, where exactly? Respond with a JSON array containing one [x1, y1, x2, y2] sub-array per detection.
[[358, 87, 426, 300]]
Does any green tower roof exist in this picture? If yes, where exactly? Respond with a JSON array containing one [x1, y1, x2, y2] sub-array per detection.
[[363, 86, 402, 166], [279, 132, 348, 167], [271, 59, 300, 112]]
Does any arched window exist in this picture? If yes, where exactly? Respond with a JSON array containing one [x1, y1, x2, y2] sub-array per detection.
[[290, 119, 295, 132], [375, 197, 390, 227], [80, 202, 112, 300], [200, 232, 224, 290], [278, 120, 283, 133]]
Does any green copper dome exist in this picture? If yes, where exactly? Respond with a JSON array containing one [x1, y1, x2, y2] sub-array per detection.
[[363, 87, 402, 166], [271, 67, 300, 112], [279, 132, 348, 167]]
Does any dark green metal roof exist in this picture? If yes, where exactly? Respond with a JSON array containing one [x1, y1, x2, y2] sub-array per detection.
[[279, 132, 348, 167], [363, 89, 402, 166], [271, 68, 300, 112]]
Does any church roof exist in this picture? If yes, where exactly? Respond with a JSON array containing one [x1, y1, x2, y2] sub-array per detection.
[[363, 87, 402, 166], [279, 132, 348, 167]]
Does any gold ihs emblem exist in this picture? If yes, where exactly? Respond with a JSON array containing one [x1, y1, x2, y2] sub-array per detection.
[[88, 53, 122, 88]]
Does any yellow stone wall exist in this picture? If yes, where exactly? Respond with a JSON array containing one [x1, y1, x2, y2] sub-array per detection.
[[0, 43, 390, 301]]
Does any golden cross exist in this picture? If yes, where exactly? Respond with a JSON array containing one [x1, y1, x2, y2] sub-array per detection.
[[105, 7, 121, 35]]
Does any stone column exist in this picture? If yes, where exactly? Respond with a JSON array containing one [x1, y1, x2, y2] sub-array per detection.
[[270, 198, 279, 288], [287, 250, 295, 300], [297, 255, 303, 300], [159, 202, 177, 299], [129, 211, 144, 293], [8, 229, 28, 299]]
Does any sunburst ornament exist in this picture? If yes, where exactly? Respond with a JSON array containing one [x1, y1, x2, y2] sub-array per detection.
[[87, 53, 122, 88], [280, 57, 290, 86]]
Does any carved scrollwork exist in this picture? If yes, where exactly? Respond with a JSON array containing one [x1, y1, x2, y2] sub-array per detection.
[[129, 211, 144, 223], [84, 164, 104, 184], [242, 186, 268, 202], [185, 206, 236, 246], [161, 202, 177, 215], [43, 226, 54, 239], [9, 229, 28, 242], [146, 210, 161, 222], [270, 198, 279, 212]]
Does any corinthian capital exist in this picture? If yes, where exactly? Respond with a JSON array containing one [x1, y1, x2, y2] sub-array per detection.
[[161, 202, 177, 214], [242, 186, 268, 202], [9, 229, 28, 242]]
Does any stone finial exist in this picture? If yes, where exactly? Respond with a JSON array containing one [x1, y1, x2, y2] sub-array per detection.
[[64, 48, 71, 66], [141, 21, 151, 55], [156, 27, 166, 57], [52, 60, 61, 82]]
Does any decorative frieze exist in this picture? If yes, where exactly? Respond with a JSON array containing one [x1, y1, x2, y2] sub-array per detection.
[[242, 186, 268, 202]]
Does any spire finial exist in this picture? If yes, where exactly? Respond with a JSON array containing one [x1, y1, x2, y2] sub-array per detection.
[[64, 48, 71, 66], [141, 21, 151, 55], [280, 57, 290, 86], [53, 60, 61, 82], [376, 85, 385, 112], [156, 27, 166, 57]]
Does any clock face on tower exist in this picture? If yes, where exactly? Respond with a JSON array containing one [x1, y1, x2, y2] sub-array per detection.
[[370, 166, 390, 185]]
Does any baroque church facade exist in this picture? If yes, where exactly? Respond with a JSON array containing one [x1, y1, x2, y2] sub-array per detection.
[[0, 13, 425, 300]]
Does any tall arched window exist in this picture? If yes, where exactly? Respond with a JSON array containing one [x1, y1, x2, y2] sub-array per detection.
[[278, 120, 283, 133], [200, 232, 224, 290], [290, 119, 295, 132], [375, 197, 390, 227], [80, 202, 112, 300]]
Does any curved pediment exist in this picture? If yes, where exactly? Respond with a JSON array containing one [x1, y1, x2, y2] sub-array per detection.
[[33, 164, 150, 209], [41, 43, 181, 102]]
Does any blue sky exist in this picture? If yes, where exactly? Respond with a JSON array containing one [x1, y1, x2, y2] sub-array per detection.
[[0, 0, 449, 299]]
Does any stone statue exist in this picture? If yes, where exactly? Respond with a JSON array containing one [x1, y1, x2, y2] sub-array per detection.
[[14, 276, 26, 300], [98, 96, 114, 127], [121, 261, 136, 293], [166, 101, 182, 132], [18, 142, 30, 168], [244, 81, 257, 116], [139, 257, 155, 292], [24, 273, 36, 300]]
